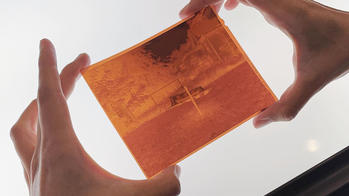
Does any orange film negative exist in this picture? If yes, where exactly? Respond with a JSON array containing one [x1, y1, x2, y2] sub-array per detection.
[[82, 6, 277, 178]]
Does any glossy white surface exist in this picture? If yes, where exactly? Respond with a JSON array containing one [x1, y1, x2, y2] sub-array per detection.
[[1, 0, 348, 195]]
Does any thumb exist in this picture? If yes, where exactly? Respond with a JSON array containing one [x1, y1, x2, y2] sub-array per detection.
[[253, 79, 316, 128], [147, 165, 181, 196]]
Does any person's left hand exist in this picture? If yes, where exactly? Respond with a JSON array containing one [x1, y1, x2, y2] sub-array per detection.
[[10, 39, 181, 196]]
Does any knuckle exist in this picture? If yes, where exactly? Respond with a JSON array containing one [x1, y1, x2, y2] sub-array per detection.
[[281, 107, 298, 121], [10, 124, 23, 141], [155, 176, 181, 196], [169, 178, 181, 196]]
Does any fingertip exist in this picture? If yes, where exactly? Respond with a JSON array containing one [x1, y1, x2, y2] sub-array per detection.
[[253, 115, 272, 129], [63, 53, 90, 84], [40, 38, 54, 51], [75, 53, 91, 67], [179, 13, 187, 20], [179, 7, 189, 19], [38, 38, 57, 68], [253, 107, 274, 129], [39, 38, 56, 63], [224, 0, 239, 10]]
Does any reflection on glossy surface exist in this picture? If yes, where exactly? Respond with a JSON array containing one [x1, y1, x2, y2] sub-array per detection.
[[307, 139, 319, 152]]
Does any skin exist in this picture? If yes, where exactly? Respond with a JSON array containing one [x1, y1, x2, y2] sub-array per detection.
[[10, 39, 181, 196], [10, 1, 349, 195], [180, 0, 349, 128]]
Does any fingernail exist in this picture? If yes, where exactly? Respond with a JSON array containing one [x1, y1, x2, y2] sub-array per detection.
[[75, 53, 85, 61], [255, 118, 272, 129], [175, 165, 181, 178]]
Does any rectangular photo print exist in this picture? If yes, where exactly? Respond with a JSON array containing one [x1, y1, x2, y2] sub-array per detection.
[[82, 6, 277, 178]]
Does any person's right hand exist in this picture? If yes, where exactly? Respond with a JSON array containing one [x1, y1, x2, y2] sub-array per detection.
[[180, 0, 349, 128]]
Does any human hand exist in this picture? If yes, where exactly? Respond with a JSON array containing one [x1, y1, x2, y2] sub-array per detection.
[[10, 39, 181, 196], [180, 0, 349, 128]]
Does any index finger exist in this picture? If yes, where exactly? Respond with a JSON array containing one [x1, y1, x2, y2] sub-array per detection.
[[179, 0, 224, 19]]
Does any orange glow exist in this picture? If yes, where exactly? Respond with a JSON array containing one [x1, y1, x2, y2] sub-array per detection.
[[82, 6, 277, 178]]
